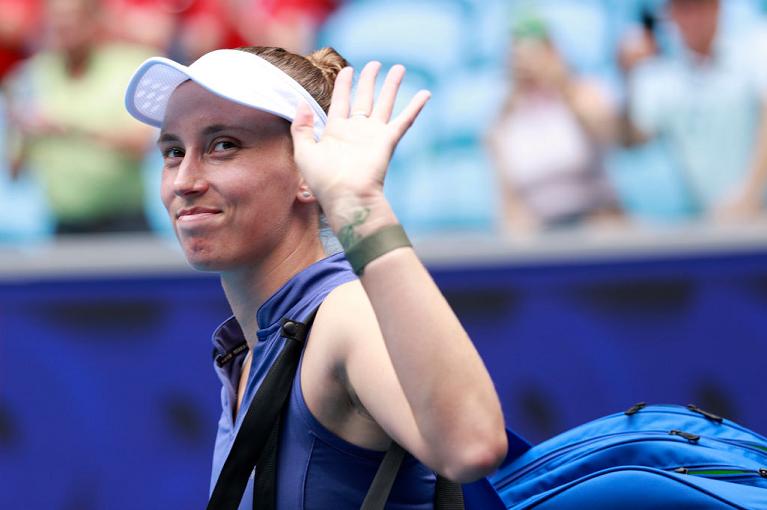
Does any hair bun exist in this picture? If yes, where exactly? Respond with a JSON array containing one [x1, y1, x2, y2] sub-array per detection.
[[306, 47, 349, 88]]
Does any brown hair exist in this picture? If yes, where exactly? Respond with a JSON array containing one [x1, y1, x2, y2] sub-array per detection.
[[237, 46, 349, 113]]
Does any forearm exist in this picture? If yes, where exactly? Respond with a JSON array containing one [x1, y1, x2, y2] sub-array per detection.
[[332, 197, 507, 479], [292, 61, 506, 479]]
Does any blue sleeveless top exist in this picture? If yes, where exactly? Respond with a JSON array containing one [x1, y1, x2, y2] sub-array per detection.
[[209, 252, 436, 509]]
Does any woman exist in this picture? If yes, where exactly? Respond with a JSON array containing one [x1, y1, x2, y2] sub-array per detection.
[[125, 46, 507, 508], [487, 19, 621, 232]]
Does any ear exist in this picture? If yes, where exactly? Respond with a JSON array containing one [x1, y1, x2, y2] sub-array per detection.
[[296, 181, 316, 204]]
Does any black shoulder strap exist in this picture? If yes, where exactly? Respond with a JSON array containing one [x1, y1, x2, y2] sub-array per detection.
[[360, 441, 464, 510], [207, 312, 317, 510], [360, 442, 407, 510]]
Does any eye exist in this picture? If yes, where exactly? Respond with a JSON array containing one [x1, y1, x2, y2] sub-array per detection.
[[162, 147, 184, 159], [212, 139, 237, 152]]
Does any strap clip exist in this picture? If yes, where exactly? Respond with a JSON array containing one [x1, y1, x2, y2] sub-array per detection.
[[280, 318, 307, 342]]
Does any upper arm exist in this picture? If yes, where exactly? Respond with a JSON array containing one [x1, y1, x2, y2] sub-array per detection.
[[320, 281, 431, 459]]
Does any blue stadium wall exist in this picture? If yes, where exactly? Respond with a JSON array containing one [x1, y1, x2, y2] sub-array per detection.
[[1, 248, 766, 508]]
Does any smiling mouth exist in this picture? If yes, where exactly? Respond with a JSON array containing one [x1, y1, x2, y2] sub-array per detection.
[[176, 207, 222, 223]]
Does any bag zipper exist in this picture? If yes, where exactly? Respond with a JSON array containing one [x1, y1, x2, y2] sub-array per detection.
[[496, 430, 766, 488], [673, 465, 767, 479]]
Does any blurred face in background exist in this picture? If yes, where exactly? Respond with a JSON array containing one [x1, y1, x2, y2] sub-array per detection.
[[511, 37, 566, 92], [668, 0, 720, 56], [46, 0, 99, 54]]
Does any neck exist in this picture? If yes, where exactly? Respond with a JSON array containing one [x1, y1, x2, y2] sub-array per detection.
[[220, 222, 326, 349]]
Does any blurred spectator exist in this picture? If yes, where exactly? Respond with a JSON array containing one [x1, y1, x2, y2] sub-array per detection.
[[173, 0, 341, 62], [102, 0, 178, 52], [619, 0, 767, 221], [487, 17, 621, 233], [3, 0, 154, 234]]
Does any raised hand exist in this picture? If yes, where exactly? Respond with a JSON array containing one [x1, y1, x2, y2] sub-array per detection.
[[290, 61, 430, 241]]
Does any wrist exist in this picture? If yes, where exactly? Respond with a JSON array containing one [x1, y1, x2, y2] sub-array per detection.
[[327, 194, 398, 251], [344, 223, 412, 275]]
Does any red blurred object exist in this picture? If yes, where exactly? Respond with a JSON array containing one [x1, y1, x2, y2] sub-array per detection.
[[0, 0, 41, 79]]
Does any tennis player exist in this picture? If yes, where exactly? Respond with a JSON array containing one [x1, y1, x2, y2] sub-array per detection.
[[125, 46, 507, 508]]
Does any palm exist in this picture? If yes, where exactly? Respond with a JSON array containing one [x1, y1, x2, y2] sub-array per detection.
[[291, 63, 430, 215]]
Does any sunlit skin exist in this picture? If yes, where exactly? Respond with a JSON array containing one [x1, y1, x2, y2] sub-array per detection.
[[158, 81, 324, 278]]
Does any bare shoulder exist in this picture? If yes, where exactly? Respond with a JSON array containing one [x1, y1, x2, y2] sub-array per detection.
[[318, 278, 372, 323], [307, 278, 381, 366], [304, 280, 366, 371]]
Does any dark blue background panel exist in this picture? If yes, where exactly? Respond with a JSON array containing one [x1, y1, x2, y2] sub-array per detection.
[[2, 248, 766, 509]]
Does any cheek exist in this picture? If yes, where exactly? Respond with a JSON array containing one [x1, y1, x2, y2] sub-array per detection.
[[159, 171, 175, 213]]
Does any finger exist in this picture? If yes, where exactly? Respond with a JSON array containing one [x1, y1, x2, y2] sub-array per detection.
[[350, 61, 381, 117], [371, 64, 405, 122], [291, 101, 317, 153], [328, 66, 354, 120], [390, 89, 431, 140]]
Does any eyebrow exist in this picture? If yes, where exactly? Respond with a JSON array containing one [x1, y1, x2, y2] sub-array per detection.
[[156, 124, 260, 145]]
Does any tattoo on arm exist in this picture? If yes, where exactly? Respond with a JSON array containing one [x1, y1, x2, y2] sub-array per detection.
[[337, 208, 370, 250]]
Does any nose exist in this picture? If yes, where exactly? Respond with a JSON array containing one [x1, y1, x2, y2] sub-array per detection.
[[173, 154, 209, 197]]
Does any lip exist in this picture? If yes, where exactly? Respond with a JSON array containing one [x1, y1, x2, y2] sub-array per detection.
[[176, 206, 223, 224]]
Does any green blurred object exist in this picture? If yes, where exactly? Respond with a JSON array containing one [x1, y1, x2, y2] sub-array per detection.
[[512, 15, 549, 41]]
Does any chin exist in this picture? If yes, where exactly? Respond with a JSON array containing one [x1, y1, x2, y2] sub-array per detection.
[[186, 258, 222, 272], [179, 237, 227, 272]]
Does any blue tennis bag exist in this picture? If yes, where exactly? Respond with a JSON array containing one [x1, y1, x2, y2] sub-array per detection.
[[462, 403, 767, 509]]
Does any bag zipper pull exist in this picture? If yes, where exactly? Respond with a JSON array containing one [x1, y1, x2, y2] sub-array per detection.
[[674, 467, 688, 474], [686, 404, 724, 423], [624, 402, 647, 416], [669, 429, 700, 443]]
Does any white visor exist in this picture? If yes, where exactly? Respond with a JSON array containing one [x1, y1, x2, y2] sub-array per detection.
[[124, 49, 328, 139]]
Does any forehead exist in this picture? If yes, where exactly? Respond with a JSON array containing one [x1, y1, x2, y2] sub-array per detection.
[[162, 80, 288, 136]]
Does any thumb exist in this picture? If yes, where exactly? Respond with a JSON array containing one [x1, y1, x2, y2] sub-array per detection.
[[291, 101, 317, 154]]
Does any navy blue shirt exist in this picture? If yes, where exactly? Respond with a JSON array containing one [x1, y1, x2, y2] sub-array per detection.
[[210, 252, 436, 509]]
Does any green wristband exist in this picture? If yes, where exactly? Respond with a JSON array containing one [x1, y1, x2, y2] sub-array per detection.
[[344, 224, 412, 275]]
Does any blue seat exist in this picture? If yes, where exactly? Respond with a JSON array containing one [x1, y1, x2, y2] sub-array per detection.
[[432, 65, 508, 147], [319, 0, 470, 77], [605, 141, 697, 223], [391, 142, 496, 233]]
